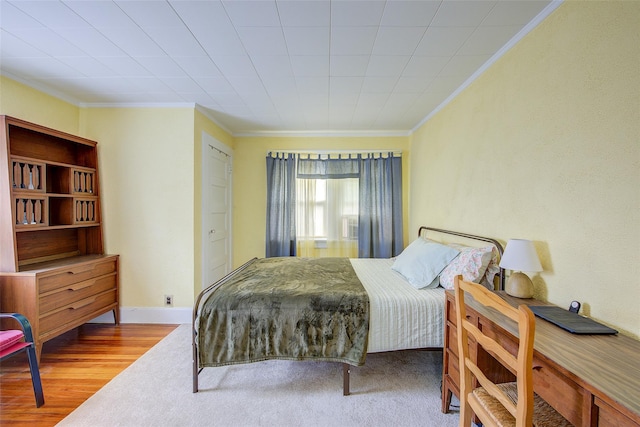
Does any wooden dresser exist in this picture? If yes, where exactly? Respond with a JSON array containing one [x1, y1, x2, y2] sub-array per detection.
[[442, 290, 640, 427], [0, 116, 119, 360]]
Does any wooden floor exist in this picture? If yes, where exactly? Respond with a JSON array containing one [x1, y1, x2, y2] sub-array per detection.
[[0, 323, 178, 427]]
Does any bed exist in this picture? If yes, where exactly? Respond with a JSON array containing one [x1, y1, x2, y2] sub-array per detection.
[[192, 227, 504, 394]]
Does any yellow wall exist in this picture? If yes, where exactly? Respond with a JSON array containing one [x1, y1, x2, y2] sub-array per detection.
[[81, 108, 196, 308], [0, 76, 80, 134], [232, 136, 411, 265], [410, 1, 640, 338]]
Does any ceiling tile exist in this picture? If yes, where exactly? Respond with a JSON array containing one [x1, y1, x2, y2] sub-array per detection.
[[290, 55, 330, 77], [194, 76, 235, 93], [53, 27, 125, 57], [431, 1, 497, 27], [98, 26, 167, 57], [57, 56, 119, 78], [360, 76, 398, 93], [262, 76, 298, 96], [178, 57, 223, 78], [394, 76, 434, 93], [252, 55, 293, 77], [402, 55, 449, 77], [63, 0, 135, 28], [210, 55, 257, 77], [195, 26, 245, 56], [236, 27, 288, 56], [115, 0, 185, 28], [163, 77, 200, 93], [372, 26, 426, 55], [296, 76, 329, 94], [8, 0, 90, 29], [8, 27, 86, 56], [380, 1, 440, 26], [366, 55, 410, 77], [0, 29, 48, 57], [97, 56, 153, 77], [6, 56, 85, 79], [330, 55, 370, 77], [170, 0, 231, 29], [330, 76, 364, 94], [331, 1, 386, 27], [223, 0, 280, 27], [1, 2, 45, 30], [330, 27, 378, 55], [283, 27, 330, 55], [142, 26, 208, 57], [136, 56, 185, 78], [414, 26, 476, 56], [277, 0, 330, 27]]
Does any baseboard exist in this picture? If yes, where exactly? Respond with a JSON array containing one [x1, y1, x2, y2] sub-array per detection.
[[89, 307, 191, 325]]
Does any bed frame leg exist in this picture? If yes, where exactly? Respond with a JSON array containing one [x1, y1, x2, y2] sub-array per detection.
[[343, 364, 350, 396], [193, 330, 199, 393]]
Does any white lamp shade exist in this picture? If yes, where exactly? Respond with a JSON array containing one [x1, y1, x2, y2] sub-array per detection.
[[499, 239, 542, 272]]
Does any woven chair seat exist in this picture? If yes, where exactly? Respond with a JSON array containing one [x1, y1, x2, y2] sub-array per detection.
[[473, 382, 572, 427]]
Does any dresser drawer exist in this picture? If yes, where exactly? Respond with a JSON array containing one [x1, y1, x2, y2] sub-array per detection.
[[39, 258, 117, 293], [39, 273, 116, 314], [446, 348, 460, 387], [532, 355, 583, 426], [39, 289, 117, 334]]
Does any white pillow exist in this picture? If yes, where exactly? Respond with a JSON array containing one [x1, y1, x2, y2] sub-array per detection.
[[392, 239, 460, 289]]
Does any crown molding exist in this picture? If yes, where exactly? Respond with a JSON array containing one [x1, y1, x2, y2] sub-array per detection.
[[233, 129, 411, 138]]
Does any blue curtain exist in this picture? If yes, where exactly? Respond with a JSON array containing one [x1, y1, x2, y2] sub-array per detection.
[[358, 154, 403, 258], [265, 153, 297, 257]]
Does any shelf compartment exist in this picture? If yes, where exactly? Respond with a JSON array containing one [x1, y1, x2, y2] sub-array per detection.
[[11, 158, 45, 192], [14, 196, 48, 227], [7, 122, 97, 168], [46, 165, 73, 194], [15, 227, 104, 268], [72, 168, 96, 194], [74, 198, 98, 224], [49, 197, 74, 226]]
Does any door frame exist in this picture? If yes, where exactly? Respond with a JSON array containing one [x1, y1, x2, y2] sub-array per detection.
[[201, 131, 233, 290]]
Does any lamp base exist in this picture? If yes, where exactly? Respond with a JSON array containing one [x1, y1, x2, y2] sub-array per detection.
[[505, 272, 534, 298]]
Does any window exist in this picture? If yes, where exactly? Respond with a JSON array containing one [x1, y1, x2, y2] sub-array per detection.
[[296, 177, 359, 257]]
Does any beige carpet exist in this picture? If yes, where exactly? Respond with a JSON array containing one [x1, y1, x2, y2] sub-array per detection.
[[57, 324, 460, 427]]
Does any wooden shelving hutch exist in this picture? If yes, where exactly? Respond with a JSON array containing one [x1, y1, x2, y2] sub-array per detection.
[[0, 116, 119, 360]]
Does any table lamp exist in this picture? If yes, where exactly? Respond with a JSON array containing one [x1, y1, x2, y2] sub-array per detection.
[[499, 239, 542, 298]]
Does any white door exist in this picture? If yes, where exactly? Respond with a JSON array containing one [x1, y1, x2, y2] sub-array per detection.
[[202, 132, 232, 290]]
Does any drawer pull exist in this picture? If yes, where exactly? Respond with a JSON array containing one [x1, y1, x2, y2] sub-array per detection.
[[66, 267, 93, 275], [533, 365, 543, 371], [67, 281, 96, 292], [69, 298, 96, 310]]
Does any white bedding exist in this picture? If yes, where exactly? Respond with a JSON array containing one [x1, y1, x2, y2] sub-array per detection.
[[350, 258, 445, 353]]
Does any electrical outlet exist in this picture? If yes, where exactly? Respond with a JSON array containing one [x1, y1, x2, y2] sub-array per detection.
[[164, 295, 173, 307]]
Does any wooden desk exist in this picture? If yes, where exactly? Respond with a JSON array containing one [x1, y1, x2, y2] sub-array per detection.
[[442, 290, 640, 426]]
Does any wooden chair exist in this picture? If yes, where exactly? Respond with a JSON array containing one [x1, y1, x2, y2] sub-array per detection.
[[453, 276, 569, 427], [0, 313, 45, 407]]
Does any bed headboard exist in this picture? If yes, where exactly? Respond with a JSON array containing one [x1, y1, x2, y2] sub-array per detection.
[[418, 226, 505, 291]]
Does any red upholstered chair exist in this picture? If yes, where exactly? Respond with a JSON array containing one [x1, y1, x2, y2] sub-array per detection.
[[0, 313, 45, 407]]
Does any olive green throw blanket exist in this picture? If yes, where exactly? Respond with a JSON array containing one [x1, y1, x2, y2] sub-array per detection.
[[197, 257, 370, 367]]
